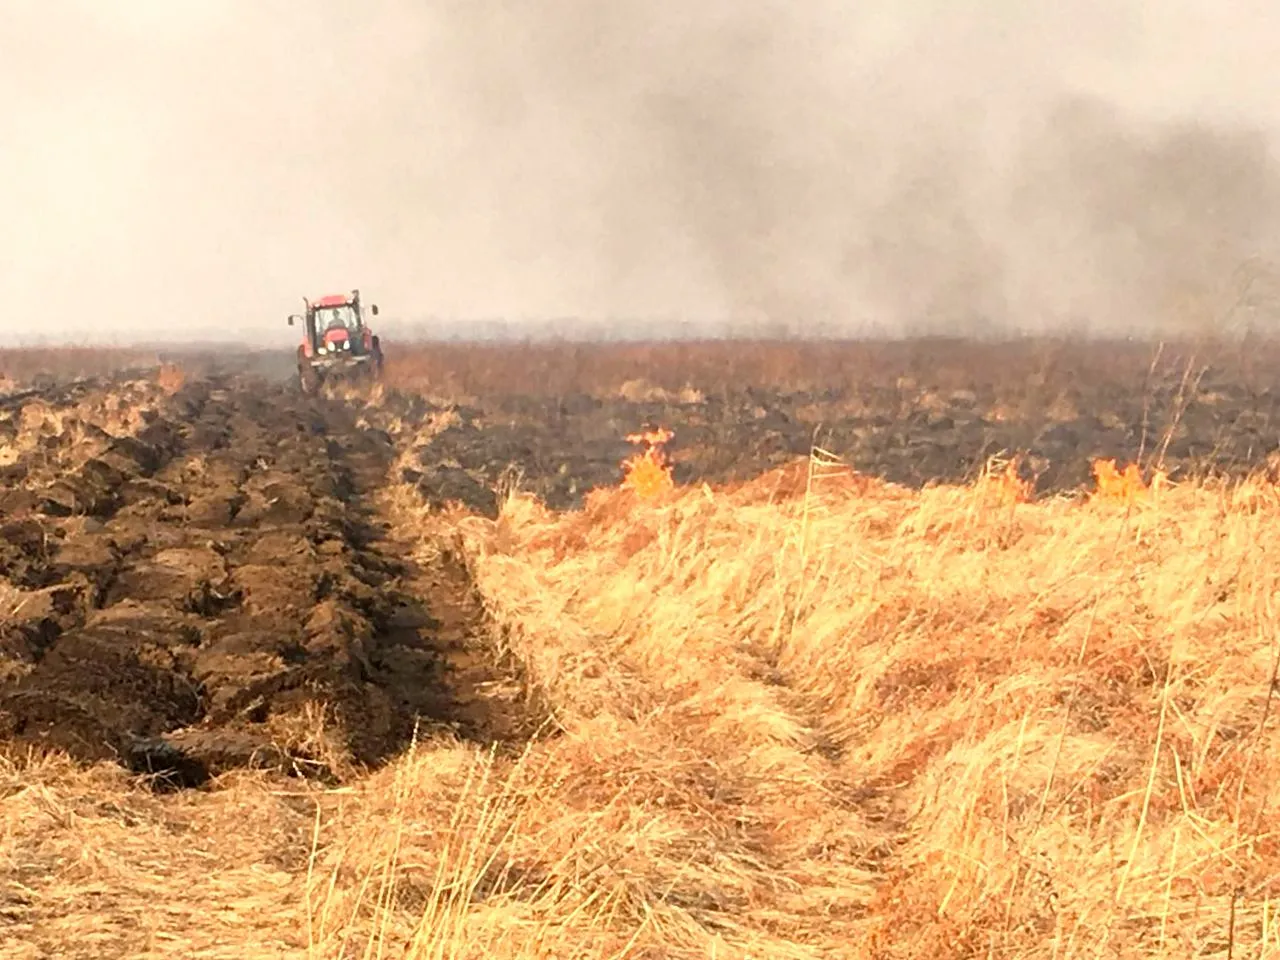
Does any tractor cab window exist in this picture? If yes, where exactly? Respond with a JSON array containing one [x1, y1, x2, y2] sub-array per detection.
[[314, 305, 360, 333]]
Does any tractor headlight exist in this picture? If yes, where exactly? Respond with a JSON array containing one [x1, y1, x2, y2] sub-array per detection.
[[342, 340, 350, 350]]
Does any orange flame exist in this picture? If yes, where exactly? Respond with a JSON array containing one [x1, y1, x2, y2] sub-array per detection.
[[979, 456, 1033, 506], [156, 363, 186, 396], [621, 426, 675, 498], [626, 426, 674, 447], [1091, 458, 1167, 504]]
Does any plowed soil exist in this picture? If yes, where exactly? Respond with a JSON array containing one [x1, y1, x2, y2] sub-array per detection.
[[0, 375, 533, 789]]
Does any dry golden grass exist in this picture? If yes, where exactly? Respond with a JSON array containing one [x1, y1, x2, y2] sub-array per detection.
[[451, 465, 1280, 958], [7, 450, 1280, 957]]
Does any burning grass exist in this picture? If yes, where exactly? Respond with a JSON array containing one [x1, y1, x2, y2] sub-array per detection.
[[155, 362, 187, 395], [1091, 457, 1169, 505], [8, 443, 1280, 957], [620, 426, 675, 499]]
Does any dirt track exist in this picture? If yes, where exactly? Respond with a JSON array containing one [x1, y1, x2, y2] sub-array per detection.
[[0, 375, 531, 788]]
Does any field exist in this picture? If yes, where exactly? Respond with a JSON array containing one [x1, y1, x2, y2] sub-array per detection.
[[3, 337, 1280, 958]]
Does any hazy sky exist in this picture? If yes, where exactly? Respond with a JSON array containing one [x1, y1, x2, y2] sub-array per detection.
[[6, 1, 1280, 343]]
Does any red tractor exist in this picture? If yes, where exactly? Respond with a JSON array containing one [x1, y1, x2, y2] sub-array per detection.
[[288, 289, 384, 393]]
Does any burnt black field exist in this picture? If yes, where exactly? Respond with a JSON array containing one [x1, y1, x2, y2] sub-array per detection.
[[372, 336, 1280, 515]]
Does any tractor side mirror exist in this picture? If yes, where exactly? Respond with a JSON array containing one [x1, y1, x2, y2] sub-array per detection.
[[287, 314, 299, 326], [371, 304, 379, 316]]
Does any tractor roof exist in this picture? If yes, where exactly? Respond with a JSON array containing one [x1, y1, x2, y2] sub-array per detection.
[[312, 293, 355, 308]]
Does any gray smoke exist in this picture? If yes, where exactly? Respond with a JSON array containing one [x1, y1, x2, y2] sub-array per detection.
[[6, 1, 1280, 343]]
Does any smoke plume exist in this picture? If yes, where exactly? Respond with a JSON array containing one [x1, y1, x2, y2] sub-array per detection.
[[6, 1, 1280, 342]]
